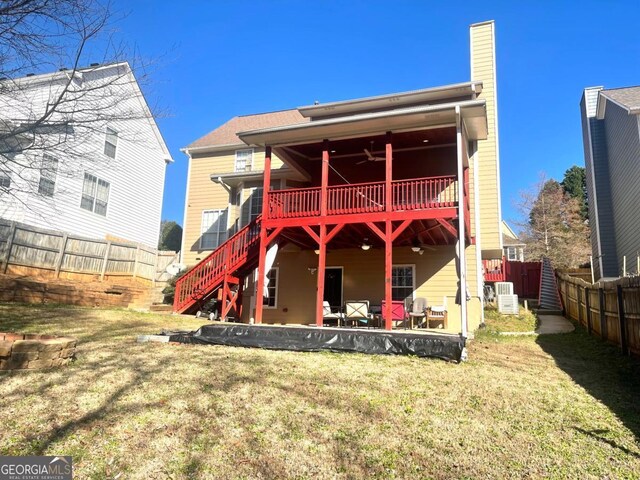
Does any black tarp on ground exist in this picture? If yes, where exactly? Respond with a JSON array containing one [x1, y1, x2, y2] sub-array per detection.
[[168, 324, 466, 362]]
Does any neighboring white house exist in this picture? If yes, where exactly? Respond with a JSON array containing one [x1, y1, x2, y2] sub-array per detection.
[[0, 62, 172, 247]]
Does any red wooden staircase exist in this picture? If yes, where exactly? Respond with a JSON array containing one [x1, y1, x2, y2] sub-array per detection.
[[173, 217, 262, 316]]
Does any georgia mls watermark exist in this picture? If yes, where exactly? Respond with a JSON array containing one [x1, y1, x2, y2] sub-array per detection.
[[0, 456, 72, 480]]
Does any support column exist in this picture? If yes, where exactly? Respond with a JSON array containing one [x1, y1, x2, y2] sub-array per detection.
[[385, 131, 392, 212], [384, 131, 393, 330], [321, 139, 329, 216], [456, 106, 468, 338], [254, 146, 272, 324], [384, 220, 393, 330], [315, 224, 327, 327]]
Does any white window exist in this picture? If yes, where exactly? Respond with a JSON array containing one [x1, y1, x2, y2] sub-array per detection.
[[38, 154, 58, 197], [506, 246, 518, 261], [80, 173, 110, 216], [263, 267, 278, 308], [235, 149, 253, 172], [104, 127, 118, 158], [392, 265, 415, 302], [0, 171, 10, 190], [249, 187, 263, 221], [200, 209, 228, 250]]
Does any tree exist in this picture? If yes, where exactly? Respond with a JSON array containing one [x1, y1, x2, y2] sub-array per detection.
[[0, 0, 157, 216], [158, 220, 182, 252], [517, 175, 591, 269], [561, 165, 588, 221]]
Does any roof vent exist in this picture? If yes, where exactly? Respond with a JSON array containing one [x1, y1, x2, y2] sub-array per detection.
[[59, 68, 67, 71], [26, 73, 35, 77], [90, 63, 99, 67], [314, 100, 319, 105]]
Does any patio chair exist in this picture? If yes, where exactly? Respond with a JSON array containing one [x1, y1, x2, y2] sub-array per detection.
[[381, 300, 409, 329], [322, 301, 343, 327], [344, 300, 375, 328], [408, 297, 428, 328], [426, 305, 448, 329]]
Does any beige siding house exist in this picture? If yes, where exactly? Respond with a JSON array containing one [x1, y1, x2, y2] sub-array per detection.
[[178, 21, 502, 335]]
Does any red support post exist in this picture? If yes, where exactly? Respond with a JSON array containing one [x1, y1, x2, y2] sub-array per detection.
[[315, 224, 327, 327], [385, 131, 392, 212], [384, 220, 393, 330], [321, 139, 329, 217], [255, 146, 272, 324]]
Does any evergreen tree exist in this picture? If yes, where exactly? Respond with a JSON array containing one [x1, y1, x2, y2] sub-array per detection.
[[561, 165, 588, 221]]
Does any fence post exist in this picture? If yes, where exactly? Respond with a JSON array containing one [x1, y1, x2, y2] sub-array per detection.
[[132, 245, 140, 279], [577, 285, 582, 325], [2, 221, 17, 274], [100, 241, 112, 281], [54, 233, 68, 278], [616, 284, 628, 356], [152, 250, 160, 287], [598, 287, 607, 340], [585, 288, 592, 335]]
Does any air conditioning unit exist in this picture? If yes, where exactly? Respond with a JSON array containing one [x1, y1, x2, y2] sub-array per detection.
[[497, 294, 519, 315], [495, 282, 514, 296]]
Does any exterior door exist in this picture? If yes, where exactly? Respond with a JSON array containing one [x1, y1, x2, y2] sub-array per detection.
[[324, 267, 343, 310]]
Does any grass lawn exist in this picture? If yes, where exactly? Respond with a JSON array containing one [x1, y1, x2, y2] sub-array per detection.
[[1, 303, 640, 479], [483, 305, 538, 333]]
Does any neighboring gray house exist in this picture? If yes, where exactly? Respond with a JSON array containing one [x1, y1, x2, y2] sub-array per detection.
[[581, 86, 640, 280]]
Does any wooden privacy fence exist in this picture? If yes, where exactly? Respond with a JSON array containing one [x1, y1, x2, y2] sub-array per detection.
[[556, 272, 640, 356], [0, 220, 178, 284]]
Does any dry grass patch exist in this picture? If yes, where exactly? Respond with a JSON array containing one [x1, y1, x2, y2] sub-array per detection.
[[1, 303, 639, 479]]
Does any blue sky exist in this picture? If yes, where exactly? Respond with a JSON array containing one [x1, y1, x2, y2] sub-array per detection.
[[113, 1, 640, 229]]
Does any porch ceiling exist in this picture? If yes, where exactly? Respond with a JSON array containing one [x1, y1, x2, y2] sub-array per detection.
[[276, 218, 458, 251], [276, 127, 457, 181]]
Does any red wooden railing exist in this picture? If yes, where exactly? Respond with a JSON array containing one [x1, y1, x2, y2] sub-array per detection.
[[483, 257, 506, 282], [267, 176, 457, 219], [173, 216, 261, 314], [391, 176, 456, 210], [328, 181, 385, 214]]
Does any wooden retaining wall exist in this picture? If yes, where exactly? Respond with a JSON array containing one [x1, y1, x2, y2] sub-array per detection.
[[556, 272, 640, 356]]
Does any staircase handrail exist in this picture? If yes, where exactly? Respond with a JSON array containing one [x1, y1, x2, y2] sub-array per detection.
[[174, 216, 262, 313]]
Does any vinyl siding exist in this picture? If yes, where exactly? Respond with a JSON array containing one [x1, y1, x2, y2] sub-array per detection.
[[603, 101, 640, 276], [470, 22, 502, 254], [581, 90, 618, 279], [241, 245, 481, 334], [181, 148, 285, 265], [1, 70, 168, 247]]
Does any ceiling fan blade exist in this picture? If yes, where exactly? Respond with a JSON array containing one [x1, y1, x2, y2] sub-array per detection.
[[364, 148, 375, 160], [356, 159, 367, 165]]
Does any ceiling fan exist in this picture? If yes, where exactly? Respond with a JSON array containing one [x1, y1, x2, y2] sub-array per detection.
[[356, 141, 386, 165]]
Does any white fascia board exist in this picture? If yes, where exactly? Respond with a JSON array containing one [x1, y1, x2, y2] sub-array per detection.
[[239, 100, 487, 147]]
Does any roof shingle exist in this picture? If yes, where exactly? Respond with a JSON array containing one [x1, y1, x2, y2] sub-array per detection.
[[186, 109, 309, 149], [601, 86, 640, 113]]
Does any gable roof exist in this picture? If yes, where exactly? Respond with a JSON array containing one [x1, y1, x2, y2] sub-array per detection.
[[186, 109, 308, 151], [599, 86, 640, 115]]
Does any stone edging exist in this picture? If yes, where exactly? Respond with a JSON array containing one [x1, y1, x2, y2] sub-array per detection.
[[0, 332, 77, 370]]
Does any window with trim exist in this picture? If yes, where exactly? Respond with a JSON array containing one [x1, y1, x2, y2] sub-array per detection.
[[263, 267, 278, 308], [506, 246, 518, 261], [38, 154, 58, 197], [235, 149, 253, 172], [0, 171, 10, 190], [200, 209, 228, 250], [392, 265, 415, 302], [249, 187, 263, 222], [104, 127, 118, 158], [80, 173, 110, 216]]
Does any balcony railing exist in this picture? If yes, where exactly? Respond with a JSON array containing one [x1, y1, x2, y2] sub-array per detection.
[[267, 176, 457, 220]]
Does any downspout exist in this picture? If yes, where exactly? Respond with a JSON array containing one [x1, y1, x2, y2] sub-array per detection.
[[472, 140, 485, 325], [456, 106, 468, 339], [179, 148, 193, 265]]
